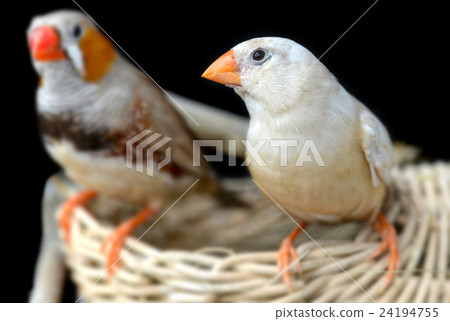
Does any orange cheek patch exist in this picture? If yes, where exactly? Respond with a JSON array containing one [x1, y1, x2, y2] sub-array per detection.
[[79, 28, 116, 82]]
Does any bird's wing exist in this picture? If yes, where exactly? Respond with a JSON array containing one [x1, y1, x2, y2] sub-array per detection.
[[137, 75, 216, 180], [360, 107, 394, 187], [166, 91, 249, 159]]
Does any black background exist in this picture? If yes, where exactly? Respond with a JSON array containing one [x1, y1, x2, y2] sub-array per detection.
[[4, 0, 446, 302]]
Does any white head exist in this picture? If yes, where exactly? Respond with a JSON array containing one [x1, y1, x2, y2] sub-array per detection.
[[202, 37, 336, 117]]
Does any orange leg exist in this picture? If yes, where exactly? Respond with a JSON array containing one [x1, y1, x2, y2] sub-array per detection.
[[277, 222, 308, 292], [368, 213, 400, 291], [58, 189, 98, 243], [101, 207, 156, 276]]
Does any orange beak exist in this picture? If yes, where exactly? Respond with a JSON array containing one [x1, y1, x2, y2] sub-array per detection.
[[202, 49, 241, 86], [29, 26, 66, 61]]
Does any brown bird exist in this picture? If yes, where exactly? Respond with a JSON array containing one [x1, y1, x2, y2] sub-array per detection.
[[202, 37, 399, 292], [28, 10, 219, 275]]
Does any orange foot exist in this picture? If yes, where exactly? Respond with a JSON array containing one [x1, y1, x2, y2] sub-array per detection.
[[277, 222, 308, 292], [368, 212, 400, 291], [58, 189, 98, 243], [101, 207, 156, 276]]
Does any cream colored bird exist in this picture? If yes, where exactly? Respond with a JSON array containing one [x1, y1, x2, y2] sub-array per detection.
[[202, 37, 399, 291], [28, 10, 221, 275]]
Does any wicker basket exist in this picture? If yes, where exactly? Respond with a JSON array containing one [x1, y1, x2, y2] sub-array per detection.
[[62, 162, 449, 303]]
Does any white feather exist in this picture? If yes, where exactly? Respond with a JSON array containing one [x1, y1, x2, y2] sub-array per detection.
[[66, 43, 85, 76]]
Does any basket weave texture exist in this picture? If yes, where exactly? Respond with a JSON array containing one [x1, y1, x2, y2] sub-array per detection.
[[64, 162, 450, 302]]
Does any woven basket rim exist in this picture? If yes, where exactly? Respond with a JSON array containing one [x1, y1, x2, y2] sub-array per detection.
[[64, 162, 450, 303]]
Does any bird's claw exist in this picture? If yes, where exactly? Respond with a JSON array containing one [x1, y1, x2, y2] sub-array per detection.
[[100, 207, 156, 276], [101, 225, 129, 276], [368, 213, 400, 292], [277, 224, 306, 292], [57, 189, 97, 244], [277, 238, 302, 292]]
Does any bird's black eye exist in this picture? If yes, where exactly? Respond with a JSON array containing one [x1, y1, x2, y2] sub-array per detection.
[[72, 24, 82, 38], [252, 49, 265, 61], [250, 48, 269, 64]]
